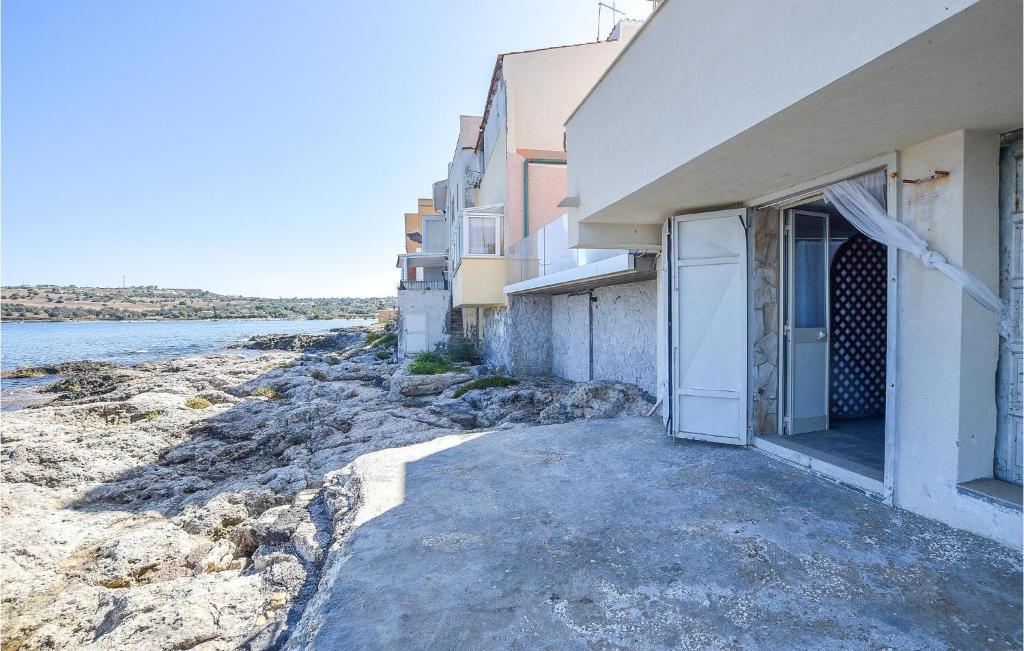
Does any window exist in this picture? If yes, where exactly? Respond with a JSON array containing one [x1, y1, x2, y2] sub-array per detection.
[[453, 205, 504, 269], [467, 216, 498, 254]]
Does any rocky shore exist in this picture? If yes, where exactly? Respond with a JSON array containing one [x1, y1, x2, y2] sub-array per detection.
[[1, 328, 652, 649]]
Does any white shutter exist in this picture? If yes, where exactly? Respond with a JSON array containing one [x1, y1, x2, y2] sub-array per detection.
[[672, 209, 748, 445]]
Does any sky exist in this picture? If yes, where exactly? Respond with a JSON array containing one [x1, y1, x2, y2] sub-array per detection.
[[1, 0, 653, 298]]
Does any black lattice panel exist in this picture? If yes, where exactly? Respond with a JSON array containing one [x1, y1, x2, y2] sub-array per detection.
[[830, 234, 887, 419]]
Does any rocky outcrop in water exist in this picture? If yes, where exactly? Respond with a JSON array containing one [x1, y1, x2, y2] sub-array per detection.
[[1, 329, 652, 649]]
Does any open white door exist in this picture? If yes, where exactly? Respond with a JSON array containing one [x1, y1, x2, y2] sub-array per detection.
[[672, 209, 748, 445]]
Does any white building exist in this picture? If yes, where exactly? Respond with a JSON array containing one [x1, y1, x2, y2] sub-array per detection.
[[396, 198, 450, 356], [563, 0, 1022, 545]]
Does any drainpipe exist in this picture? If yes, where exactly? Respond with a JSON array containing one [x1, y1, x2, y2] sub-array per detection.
[[665, 220, 673, 438], [588, 289, 596, 381], [522, 158, 566, 241]]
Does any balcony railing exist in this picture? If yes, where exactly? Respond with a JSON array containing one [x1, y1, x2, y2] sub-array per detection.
[[398, 279, 449, 291], [507, 214, 626, 283]]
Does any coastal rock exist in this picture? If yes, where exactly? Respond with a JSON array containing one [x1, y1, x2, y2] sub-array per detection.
[[387, 370, 471, 399], [1, 334, 652, 650]]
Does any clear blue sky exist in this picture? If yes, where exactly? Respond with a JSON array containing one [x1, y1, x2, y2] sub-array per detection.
[[1, 0, 652, 298]]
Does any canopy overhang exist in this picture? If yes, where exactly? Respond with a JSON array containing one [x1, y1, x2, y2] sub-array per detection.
[[578, 0, 1022, 227]]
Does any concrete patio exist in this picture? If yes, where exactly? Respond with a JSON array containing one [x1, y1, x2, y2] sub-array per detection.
[[303, 417, 1022, 649]]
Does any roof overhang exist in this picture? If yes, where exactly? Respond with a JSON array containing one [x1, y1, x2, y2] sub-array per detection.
[[396, 252, 447, 269], [581, 0, 1022, 225], [503, 252, 656, 296]]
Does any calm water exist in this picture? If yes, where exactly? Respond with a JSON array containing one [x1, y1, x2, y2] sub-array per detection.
[[0, 318, 372, 408]]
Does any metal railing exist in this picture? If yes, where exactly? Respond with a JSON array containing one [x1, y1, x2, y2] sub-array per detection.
[[398, 279, 449, 291], [507, 214, 626, 283]]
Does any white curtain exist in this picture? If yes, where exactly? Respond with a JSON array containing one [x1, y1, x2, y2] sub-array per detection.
[[823, 179, 1011, 338]]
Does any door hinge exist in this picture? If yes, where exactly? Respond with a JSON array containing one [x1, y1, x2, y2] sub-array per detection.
[[783, 324, 792, 339]]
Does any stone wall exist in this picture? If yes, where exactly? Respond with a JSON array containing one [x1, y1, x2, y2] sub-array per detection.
[[592, 281, 657, 395], [751, 207, 780, 436], [551, 293, 589, 382], [480, 296, 553, 375]]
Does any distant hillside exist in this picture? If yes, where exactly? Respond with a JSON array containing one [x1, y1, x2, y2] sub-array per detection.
[[0, 285, 395, 321]]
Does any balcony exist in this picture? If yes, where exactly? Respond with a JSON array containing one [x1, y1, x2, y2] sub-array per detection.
[[399, 279, 449, 291], [504, 214, 654, 295], [507, 215, 626, 283]]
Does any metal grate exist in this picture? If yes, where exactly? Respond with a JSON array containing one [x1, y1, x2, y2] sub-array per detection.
[[830, 234, 887, 419]]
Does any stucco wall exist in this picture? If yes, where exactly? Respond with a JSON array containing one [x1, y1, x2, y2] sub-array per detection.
[[551, 293, 589, 382], [893, 130, 1017, 546], [397, 289, 450, 357]]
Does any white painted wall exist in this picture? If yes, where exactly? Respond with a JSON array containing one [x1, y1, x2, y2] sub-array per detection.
[[397, 289, 450, 357], [566, 0, 979, 226], [892, 130, 1018, 546]]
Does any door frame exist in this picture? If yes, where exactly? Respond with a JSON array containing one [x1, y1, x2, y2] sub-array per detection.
[[753, 153, 900, 502]]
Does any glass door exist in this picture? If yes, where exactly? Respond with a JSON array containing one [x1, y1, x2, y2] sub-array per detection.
[[786, 209, 830, 435]]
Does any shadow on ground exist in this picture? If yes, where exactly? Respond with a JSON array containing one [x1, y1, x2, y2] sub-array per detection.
[[295, 417, 1022, 650]]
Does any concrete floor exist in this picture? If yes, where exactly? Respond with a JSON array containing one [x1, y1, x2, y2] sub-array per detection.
[[761, 416, 886, 480], [306, 418, 1021, 650]]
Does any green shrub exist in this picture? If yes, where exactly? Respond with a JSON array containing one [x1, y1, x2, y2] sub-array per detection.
[[375, 349, 391, 360], [408, 351, 454, 375], [145, 410, 161, 421], [185, 397, 212, 410], [369, 332, 397, 349], [253, 386, 278, 400], [453, 376, 518, 398], [310, 369, 328, 381]]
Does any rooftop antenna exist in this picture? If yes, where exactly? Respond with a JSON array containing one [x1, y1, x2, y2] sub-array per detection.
[[597, 1, 625, 41], [122, 274, 126, 288]]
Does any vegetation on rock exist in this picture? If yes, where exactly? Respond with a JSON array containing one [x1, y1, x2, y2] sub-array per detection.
[[453, 376, 519, 398], [408, 351, 455, 375], [0, 284, 395, 321], [184, 397, 212, 409]]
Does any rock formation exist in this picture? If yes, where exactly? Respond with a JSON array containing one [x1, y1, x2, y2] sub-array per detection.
[[1, 329, 652, 649]]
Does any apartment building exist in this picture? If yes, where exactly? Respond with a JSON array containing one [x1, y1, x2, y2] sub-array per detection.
[[562, 0, 1022, 545], [396, 198, 449, 356], [445, 22, 659, 391]]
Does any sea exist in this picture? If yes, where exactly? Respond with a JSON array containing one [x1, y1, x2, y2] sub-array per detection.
[[0, 318, 373, 410]]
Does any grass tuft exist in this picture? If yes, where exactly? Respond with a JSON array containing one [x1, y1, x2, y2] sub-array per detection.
[[145, 410, 161, 421], [453, 376, 518, 398], [185, 397, 212, 410], [408, 351, 454, 375], [252, 386, 278, 400]]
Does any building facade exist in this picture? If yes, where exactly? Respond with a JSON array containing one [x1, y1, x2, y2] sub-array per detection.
[[562, 0, 1022, 545], [396, 198, 450, 356], [444, 22, 662, 391]]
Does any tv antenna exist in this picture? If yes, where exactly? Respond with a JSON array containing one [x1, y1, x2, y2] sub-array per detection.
[[596, 1, 625, 41]]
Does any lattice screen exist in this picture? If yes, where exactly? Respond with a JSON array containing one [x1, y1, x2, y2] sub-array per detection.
[[830, 234, 887, 419]]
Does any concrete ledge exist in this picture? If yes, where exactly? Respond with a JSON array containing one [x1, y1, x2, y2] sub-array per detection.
[[504, 253, 656, 296], [754, 435, 885, 497], [957, 479, 1023, 512]]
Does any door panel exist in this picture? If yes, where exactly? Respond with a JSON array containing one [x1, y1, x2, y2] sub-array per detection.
[[672, 210, 747, 445], [404, 313, 427, 354], [787, 210, 830, 435]]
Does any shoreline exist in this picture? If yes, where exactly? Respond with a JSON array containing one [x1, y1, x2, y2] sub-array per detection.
[[0, 329, 651, 649]]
